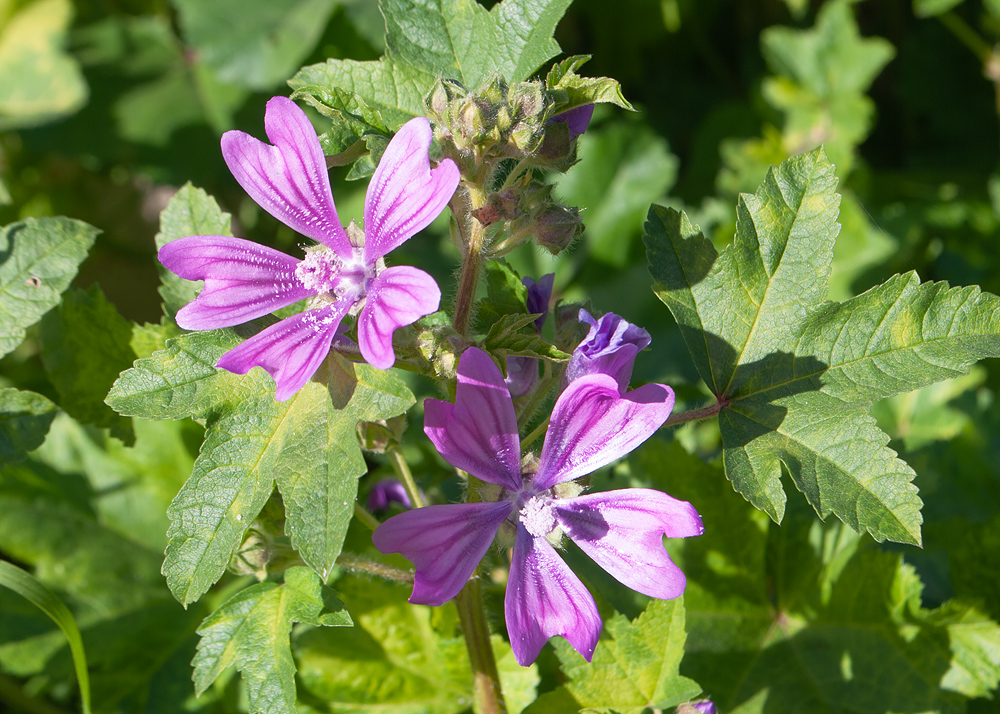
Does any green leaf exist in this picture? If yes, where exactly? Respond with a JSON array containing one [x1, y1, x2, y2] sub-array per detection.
[[154, 183, 233, 320], [290, 0, 573, 130], [913, 0, 965, 18], [545, 55, 632, 113], [0, 560, 91, 714], [483, 313, 570, 365], [555, 115, 677, 267], [193, 566, 351, 714], [0, 0, 88, 129], [760, 0, 894, 174], [108, 329, 414, 603], [40, 285, 136, 444], [647, 148, 1000, 545], [0, 217, 99, 358], [172, 0, 340, 91], [0, 388, 57, 465], [629, 440, 1000, 714], [296, 573, 538, 714], [474, 259, 531, 331], [292, 85, 392, 158], [525, 599, 701, 714]]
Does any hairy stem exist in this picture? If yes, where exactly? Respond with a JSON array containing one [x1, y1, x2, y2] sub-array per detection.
[[387, 443, 425, 509], [336, 554, 414, 584], [455, 579, 507, 714], [452, 185, 488, 336], [521, 415, 550, 451], [661, 401, 725, 428]]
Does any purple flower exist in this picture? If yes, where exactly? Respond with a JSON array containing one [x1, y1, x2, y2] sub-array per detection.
[[564, 309, 651, 393], [549, 104, 595, 140], [366, 479, 413, 513], [372, 347, 702, 666], [158, 97, 460, 400], [693, 701, 718, 714], [505, 273, 555, 397]]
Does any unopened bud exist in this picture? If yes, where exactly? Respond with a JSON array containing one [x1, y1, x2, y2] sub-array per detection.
[[534, 204, 583, 254]]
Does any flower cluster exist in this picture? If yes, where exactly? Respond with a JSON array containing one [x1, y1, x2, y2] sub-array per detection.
[[374, 317, 702, 665], [159, 96, 460, 400]]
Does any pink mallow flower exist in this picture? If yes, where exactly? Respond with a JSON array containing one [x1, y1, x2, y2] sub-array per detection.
[[158, 96, 460, 400], [372, 347, 703, 666]]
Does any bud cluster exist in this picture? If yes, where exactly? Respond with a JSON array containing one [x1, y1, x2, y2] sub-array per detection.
[[476, 180, 583, 256]]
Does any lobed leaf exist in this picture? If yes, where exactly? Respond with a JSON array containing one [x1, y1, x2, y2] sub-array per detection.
[[193, 567, 351, 714], [0, 217, 98, 358]]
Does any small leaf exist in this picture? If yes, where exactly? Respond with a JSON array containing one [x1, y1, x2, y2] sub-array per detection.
[[40, 285, 136, 443], [193, 567, 351, 714], [154, 183, 233, 320], [0, 217, 99, 358], [0, 389, 57, 466], [474, 260, 530, 332], [546, 55, 632, 112], [483, 313, 570, 364]]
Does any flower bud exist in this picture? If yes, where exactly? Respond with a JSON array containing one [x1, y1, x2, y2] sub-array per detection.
[[534, 203, 583, 254], [366, 479, 414, 513], [564, 309, 651, 393]]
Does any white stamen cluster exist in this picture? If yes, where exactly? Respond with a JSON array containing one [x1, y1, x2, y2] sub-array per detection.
[[519, 496, 557, 538], [295, 247, 342, 294]]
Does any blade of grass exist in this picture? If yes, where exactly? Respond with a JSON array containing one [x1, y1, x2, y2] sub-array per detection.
[[0, 560, 91, 714]]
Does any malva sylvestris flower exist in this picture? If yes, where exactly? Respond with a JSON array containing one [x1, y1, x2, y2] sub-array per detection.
[[372, 347, 703, 666], [158, 96, 460, 400]]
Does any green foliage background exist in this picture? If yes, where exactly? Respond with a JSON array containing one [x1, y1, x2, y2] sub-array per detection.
[[2, 0, 1000, 713]]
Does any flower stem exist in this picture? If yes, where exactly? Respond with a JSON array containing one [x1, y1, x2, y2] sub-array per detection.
[[387, 443, 425, 509], [454, 579, 507, 714], [452, 186, 488, 336], [336, 553, 414, 584], [660, 401, 725, 428], [353, 503, 380, 532], [521, 415, 550, 451]]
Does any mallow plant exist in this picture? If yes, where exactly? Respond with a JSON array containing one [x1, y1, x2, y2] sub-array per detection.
[[3, 1, 1000, 714]]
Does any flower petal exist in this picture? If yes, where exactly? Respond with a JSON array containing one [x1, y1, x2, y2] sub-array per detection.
[[356, 265, 441, 369], [372, 501, 512, 606], [159, 235, 313, 330], [563, 309, 651, 393], [523, 273, 555, 331], [549, 104, 594, 140], [216, 300, 350, 401], [424, 348, 522, 491], [363, 117, 460, 264], [532, 376, 675, 490], [222, 96, 352, 256], [505, 526, 602, 666], [554, 488, 703, 599]]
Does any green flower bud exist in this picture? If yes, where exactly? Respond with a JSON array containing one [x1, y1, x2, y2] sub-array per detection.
[[534, 203, 583, 254]]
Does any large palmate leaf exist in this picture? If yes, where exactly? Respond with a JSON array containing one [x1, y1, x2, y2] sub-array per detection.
[[0, 217, 98, 358], [107, 329, 414, 604], [626, 440, 1000, 713], [524, 598, 701, 714], [290, 0, 573, 129], [193, 567, 351, 714], [645, 148, 1000, 545]]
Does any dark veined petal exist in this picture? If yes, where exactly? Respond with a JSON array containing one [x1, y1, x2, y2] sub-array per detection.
[[424, 348, 523, 491], [221, 96, 352, 256], [505, 525, 602, 666], [363, 117, 460, 264], [554, 488, 703, 599], [372, 501, 512, 606], [356, 265, 441, 369], [215, 300, 351, 401], [532, 375, 675, 491], [159, 235, 312, 330]]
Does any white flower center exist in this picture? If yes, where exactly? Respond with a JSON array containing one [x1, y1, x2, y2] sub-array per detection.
[[296, 247, 343, 294], [519, 496, 557, 538]]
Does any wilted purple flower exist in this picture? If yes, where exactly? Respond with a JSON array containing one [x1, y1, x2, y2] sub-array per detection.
[[549, 104, 595, 140], [693, 701, 718, 714], [505, 273, 555, 397], [366, 479, 413, 513], [158, 96, 460, 400], [373, 347, 702, 666], [564, 309, 651, 393]]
